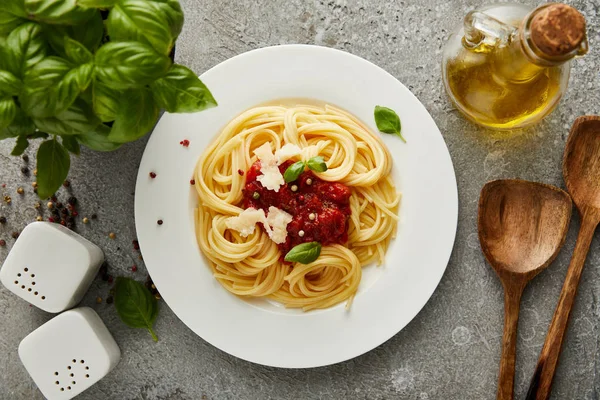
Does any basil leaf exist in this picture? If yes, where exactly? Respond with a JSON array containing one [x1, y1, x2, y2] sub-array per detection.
[[24, 0, 96, 25], [0, 97, 17, 130], [61, 135, 80, 155], [0, 107, 35, 138], [64, 36, 93, 64], [307, 156, 327, 173], [42, 11, 103, 57], [28, 131, 49, 139], [150, 64, 217, 113], [0, 70, 21, 95], [92, 80, 120, 122], [76, 124, 122, 152], [23, 57, 92, 117], [10, 135, 29, 155], [0, 1, 27, 18], [0, 11, 25, 36], [33, 99, 100, 135], [158, 0, 184, 39], [374, 105, 405, 143], [108, 0, 174, 55], [6, 22, 48, 78], [108, 87, 158, 143], [95, 41, 171, 89], [77, 0, 117, 7], [284, 242, 322, 264], [36, 137, 70, 199], [114, 277, 159, 342], [283, 160, 306, 183]]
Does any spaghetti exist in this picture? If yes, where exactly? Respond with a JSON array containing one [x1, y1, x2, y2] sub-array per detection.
[[194, 104, 400, 310]]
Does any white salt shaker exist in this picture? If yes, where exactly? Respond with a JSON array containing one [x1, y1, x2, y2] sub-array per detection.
[[19, 307, 121, 400], [0, 221, 104, 313]]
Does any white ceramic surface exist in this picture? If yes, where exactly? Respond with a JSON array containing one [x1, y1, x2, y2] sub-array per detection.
[[0, 222, 104, 313], [18, 307, 121, 400], [135, 45, 458, 368]]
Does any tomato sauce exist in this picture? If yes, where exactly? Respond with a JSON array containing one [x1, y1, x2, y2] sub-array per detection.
[[243, 160, 352, 254]]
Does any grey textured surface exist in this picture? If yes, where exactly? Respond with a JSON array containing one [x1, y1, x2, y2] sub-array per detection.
[[1, 0, 600, 399]]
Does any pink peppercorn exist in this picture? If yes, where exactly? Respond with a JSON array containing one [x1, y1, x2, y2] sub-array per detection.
[[149, 172, 157, 179], [190, 179, 195, 185], [132, 265, 138, 272], [72, 210, 79, 217], [180, 139, 190, 147], [238, 169, 244, 176]]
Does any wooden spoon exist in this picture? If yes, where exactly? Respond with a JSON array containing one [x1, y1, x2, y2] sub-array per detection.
[[478, 179, 572, 400], [526, 116, 600, 400]]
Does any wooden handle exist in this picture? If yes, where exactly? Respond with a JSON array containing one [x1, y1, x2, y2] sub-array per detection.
[[497, 282, 524, 400], [526, 214, 599, 400]]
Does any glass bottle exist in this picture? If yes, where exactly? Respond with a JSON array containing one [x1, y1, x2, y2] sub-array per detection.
[[442, 3, 588, 130]]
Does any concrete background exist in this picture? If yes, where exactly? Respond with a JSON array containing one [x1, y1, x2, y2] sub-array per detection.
[[1, 0, 600, 399]]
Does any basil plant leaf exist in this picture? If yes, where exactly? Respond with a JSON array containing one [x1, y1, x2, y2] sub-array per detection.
[[284, 242, 322, 264], [95, 41, 172, 89], [61, 135, 80, 155], [33, 99, 101, 136], [283, 160, 306, 183], [154, 0, 184, 39], [0, 107, 35, 139], [0, 1, 27, 18], [0, 97, 17, 130], [0, 70, 22, 95], [23, 57, 93, 117], [92, 80, 120, 122], [64, 36, 93, 65], [42, 11, 103, 57], [150, 64, 218, 113], [108, 0, 174, 55], [10, 135, 29, 156], [5, 22, 48, 78], [374, 105, 405, 143], [114, 277, 159, 342], [24, 0, 96, 25], [36, 138, 71, 199], [76, 123, 122, 152], [77, 0, 117, 7], [307, 156, 328, 173], [108, 87, 159, 143], [0, 10, 26, 36]]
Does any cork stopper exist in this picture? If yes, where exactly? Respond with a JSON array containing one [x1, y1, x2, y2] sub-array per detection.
[[530, 4, 586, 57]]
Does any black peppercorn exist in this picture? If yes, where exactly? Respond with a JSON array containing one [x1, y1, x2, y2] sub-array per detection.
[[56, 202, 63, 209], [106, 296, 114, 304], [20, 166, 29, 175], [67, 196, 77, 206], [91, 213, 98, 220], [0, 216, 6, 224], [61, 208, 69, 216], [22, 154, 29, 163], [66, 222, 75, 230], [63, 180, 70, 188], [66, 216, 75, 224], [11, 231, 19, 239], [51, 195, 57, 202]]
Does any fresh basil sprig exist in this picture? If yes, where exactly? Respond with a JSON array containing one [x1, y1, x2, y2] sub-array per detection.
[[285, 242, 322, 264], [374, 105, 405, 143], [283, 156, 328, 183], [114, 277, 159, 342], [0, 0, 217, 199]]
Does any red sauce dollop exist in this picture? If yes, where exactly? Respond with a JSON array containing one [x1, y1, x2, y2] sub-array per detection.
[[243, 160, 352, 255]]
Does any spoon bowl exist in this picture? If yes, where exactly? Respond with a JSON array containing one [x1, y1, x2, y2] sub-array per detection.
[[478, 179, 572, 400]]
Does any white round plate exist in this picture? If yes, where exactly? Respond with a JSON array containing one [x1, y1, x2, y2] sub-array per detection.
[[135, 45, 458, 368]]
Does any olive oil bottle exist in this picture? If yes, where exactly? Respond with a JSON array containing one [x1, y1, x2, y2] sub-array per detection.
[[442, 3, 588, 130]]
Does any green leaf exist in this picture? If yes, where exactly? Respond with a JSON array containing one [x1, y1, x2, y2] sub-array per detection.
[[23, 57, 93, 117], [150, 64, 217, 113], [10, 135, 29, 155], [283, 160, 306, 183], [0, 11, 26, 36], [0, 97, 17, 130], [76, 124, 122, 151], [76, 0, 117, 7], [156, 0, 184, 39], [24, 0, 96, 25], [374, 105, 405, 142], [5, 22, 48, 77], [33, 99, 100, 135], [109, 88, 158, 143], [0, 107, 35, 138], [42, 11, 103, 57], [92, 80, 120, 122], [284, 242, 322, 264], [108, 0, 174, 55], [114, 277, 159, 342], [36, 137, 70, 199], [95, 41, 171, 89], [0, 70, 22, 95], [61, 135, 80, 155], [0, 1, 27, 18], [307, 156, 328, 173], [64, 36, 93, 64]]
